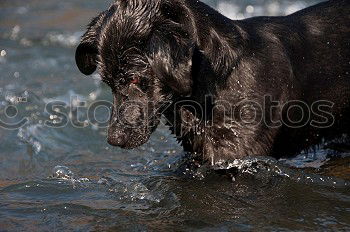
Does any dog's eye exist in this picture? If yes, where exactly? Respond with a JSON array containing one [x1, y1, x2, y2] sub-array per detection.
[[130, 76, 148, 92], [130, 77, 140, 84]]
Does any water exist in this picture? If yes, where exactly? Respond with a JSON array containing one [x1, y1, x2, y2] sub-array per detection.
[[0, 0, 349, 231]]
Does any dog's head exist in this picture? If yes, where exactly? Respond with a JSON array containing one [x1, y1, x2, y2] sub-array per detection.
[[75, 0, 197, 148]]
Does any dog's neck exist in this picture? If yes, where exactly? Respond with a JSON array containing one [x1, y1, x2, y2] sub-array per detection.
[[162, 3, 253, 163], [164, 1, 292, 163]]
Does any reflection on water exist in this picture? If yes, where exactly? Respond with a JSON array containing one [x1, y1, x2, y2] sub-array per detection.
[[0, 0, 349, 231]]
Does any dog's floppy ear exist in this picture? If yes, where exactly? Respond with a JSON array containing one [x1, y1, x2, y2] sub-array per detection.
[[75, 11, 106, 75], [148, 0, 197, 96]]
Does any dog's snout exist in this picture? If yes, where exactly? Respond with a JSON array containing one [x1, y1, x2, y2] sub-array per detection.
[[107, 131, 128, 147]]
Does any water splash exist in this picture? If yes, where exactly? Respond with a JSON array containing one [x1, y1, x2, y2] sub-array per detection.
[[210, 156, 350, 187], [17, 126, 42, 155], [50, 165, 90, 188], [51, 166, 74, 180]]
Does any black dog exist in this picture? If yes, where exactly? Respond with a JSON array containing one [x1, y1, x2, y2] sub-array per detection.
[[76, 0, 350, 163]]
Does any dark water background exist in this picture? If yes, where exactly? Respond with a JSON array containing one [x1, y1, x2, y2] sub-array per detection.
[[0, 0, 349, 231]]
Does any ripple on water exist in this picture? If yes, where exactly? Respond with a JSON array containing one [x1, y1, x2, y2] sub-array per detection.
[[207, 155, 350, 188]]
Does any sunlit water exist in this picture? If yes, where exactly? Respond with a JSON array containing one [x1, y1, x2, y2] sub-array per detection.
[[0, 0, 349, 231]]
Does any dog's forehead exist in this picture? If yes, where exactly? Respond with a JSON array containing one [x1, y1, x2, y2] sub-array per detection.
[[97, 41, 150, 80], [96, 0, 161, 65], [99, 48, 147, 74], [101, 0, 160, 39]]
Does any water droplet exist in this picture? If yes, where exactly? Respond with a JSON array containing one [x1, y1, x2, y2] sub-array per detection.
[[246, 5, 254, 14], [11, 25, 21, 40], [32, 141, 41, 154], [20, 38, 32, 47], [0, 50, 6, 57], [51, 166, 74, 179], [89, 92, 97, 100]]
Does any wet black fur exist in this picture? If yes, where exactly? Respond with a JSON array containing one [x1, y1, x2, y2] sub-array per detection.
[[76, 0, 350, 163]]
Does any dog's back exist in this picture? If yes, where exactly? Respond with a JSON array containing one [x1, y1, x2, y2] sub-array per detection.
[[288, 0, 350, 101], [238, 0, 350, 156], [187, 0, 350, 158]]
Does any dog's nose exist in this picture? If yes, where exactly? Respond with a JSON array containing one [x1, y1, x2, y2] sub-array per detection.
[[107, 131, 127, 147]]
